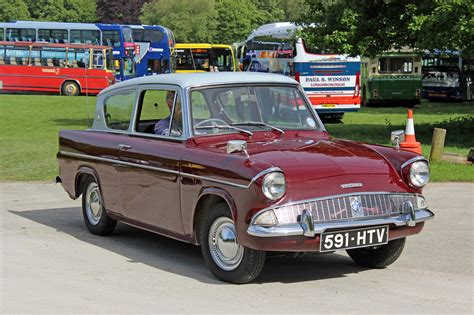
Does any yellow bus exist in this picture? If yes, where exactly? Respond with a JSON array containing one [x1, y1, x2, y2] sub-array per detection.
[[175, 43, 237, 73]]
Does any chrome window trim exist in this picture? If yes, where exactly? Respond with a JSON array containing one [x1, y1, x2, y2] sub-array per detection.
[[188, 83, 324, 137], [401, 156, 428, 170], [59, 151, 279, 189], [131, 84, 188, 140]]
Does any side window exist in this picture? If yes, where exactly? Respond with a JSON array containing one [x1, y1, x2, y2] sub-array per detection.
[[103, 91, 136, 130], [136, 89, 183, 137]]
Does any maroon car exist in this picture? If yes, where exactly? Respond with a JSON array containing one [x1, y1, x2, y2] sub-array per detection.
[[57, 72, 434, 283]]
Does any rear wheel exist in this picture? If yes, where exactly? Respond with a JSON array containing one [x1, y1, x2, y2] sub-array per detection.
[[346, 237, 406, 268], [62, 81, 80, 96], [199, 203, 266, 284], [81, 177, 116, 235]]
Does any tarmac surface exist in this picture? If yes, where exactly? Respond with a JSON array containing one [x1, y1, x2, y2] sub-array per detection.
[[1, 182, 473, 313]]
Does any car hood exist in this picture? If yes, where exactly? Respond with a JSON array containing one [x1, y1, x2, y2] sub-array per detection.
[[249, 138, 390, 182], [202, 132, 392, 183]]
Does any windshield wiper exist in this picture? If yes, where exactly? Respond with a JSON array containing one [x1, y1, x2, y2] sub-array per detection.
[[231, 121, 285, 134], [195, 125, 253, 136]]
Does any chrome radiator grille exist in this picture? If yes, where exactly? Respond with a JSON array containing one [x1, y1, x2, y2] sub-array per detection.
[[273, 193, 418, 224]]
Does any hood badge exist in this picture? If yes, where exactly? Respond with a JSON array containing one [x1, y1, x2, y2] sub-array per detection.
[[341, 183, 363, 189]]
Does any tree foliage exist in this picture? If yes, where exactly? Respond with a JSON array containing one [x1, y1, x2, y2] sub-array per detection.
[[298, 0, 474, 56], [97, 0, 148, 24], [141, 0, 217, 42], [140, 0, 288, 43], [21, 0, 96, 22], [0, 0, 31, 22]]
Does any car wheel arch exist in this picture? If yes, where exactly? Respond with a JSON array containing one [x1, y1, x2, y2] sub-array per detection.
[[74, 167, 101, 198], [192, 188, 237, 245]]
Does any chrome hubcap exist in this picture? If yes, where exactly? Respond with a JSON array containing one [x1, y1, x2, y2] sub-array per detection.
[[66, 84, 77, 94], [208, 217, 243, 271], [85, 183, 102, 225]]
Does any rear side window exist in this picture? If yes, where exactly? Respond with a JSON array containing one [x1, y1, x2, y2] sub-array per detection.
[[103, 91, 136, 130]]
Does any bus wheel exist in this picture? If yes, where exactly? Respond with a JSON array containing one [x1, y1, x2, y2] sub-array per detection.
[[62, 81, 80, 96]]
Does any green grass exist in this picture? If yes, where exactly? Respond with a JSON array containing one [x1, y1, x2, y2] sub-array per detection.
[[0, 95, 96, 181], [324, 100, 474, 181], [0, 95, 472, 181]]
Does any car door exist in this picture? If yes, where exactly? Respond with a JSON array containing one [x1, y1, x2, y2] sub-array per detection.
[[116, 85, 185, 234]]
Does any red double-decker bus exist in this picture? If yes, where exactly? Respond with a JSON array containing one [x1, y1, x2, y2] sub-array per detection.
[[0, 41, 115, 96]]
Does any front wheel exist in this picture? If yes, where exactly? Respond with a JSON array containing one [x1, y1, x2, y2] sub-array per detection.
[[346, 237, 406, 268], [199, 203, 266, 284]]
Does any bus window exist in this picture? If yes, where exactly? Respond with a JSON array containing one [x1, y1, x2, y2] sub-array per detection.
[[102, 30, 120, 47], [213, 48, 234, 71], [92, 49, 105, 68], [106, 49, 114, 71], [5, 45, 30, 65], [38, 29, 68, 43], [6, 28, 35, 42], [67, 48, 88, 68], [132, 29, 164, 42], [379, 57, 413, 73], [0, 28, 4, 41], [39, 47, 67, 67], [123, 58, 135, 76], [176, 48, 211, 71], [70, 30, 100, 45], [122, 27, 133, 43]]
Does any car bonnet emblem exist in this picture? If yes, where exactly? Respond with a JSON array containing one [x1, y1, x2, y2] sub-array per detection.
[[341, 183, 363, 189], [350, 196, 363, 217]]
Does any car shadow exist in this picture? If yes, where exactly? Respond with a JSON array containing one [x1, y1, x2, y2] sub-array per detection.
[[10, 206, 370, 284]]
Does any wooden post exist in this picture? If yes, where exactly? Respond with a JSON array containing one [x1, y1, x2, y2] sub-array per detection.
[[429, 128, 446, 163]]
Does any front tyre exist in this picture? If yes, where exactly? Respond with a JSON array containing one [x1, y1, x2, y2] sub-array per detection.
[[199, 203, 266, 284], [81, 177, 116, 235], [346, 237, 406, 268]]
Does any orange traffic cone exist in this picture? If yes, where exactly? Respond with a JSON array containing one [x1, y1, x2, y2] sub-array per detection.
[[400, 109, 422, 155]]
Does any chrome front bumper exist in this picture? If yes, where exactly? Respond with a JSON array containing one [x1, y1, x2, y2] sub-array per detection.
[[247, 209, 434, 238]]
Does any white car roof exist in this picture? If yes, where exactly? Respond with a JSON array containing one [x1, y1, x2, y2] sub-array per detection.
[[99, 72, 298, 95]]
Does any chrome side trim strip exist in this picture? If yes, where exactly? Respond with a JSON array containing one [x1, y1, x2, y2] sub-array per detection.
[[247, 209, 435, 237], [401, 156, 428, 170], [59, 151, 278, 189]]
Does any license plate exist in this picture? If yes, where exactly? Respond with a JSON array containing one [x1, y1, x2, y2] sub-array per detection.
[[321, 104, 336, 108], [320, 226, 388, 252]]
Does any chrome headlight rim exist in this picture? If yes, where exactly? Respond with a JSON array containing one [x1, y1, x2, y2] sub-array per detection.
[[409, 161, 430, 188], [261, 172, 286, 201]]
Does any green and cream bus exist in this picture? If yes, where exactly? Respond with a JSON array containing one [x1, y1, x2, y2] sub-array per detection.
[[361, 51, 422, 106]]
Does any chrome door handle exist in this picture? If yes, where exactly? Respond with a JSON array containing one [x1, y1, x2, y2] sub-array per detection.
[[118, 144, 131, 150]]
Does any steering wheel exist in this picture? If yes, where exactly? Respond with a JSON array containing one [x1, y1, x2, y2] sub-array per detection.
[[194, 118, 229, 129]]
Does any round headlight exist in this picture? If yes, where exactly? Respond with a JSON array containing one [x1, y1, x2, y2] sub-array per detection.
[[409, 161, 430, 188], [262, 172, 286, 200]]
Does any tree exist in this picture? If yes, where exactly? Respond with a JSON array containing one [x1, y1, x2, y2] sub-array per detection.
[[140, 0, 216, 42], [24, 0, 96, 22], [0, 0, 31, 22], [277, 0, 308, 22], [298, 0, 474, 56], [213, 0, 258, 44], [97, 0, 149, 24]]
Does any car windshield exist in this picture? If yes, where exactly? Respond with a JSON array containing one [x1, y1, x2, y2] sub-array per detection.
[[191, 85, 321, 136]]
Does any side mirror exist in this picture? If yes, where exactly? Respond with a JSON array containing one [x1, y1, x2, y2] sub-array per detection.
[[391, 130, 405, 149], [227, 140, 249, 159]]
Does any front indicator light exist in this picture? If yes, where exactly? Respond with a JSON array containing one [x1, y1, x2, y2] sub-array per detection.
[[253, 210, 278, 227]]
